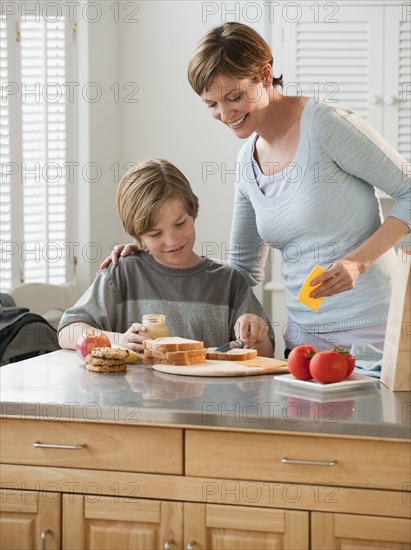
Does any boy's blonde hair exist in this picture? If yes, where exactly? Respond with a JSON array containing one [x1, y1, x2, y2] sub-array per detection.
[[188, 22, 283, 96], [117, 159, 199, 247]]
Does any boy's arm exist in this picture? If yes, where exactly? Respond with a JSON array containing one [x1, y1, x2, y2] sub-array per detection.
[[59, 322, 102, 350], [235, 314, 274, 358], [59, 322, 149, 352], [59, 322, 87, 349]]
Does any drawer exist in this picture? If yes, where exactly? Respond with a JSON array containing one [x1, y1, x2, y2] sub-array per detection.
[[1, 418, 183, 474], [185, 430, 410, 490]]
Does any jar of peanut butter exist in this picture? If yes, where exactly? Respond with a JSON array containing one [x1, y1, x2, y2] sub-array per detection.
[[142, 314, 170, 339]]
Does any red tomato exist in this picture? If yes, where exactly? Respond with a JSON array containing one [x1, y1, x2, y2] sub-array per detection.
[[287, 345, 317, 380], [309, 351, 348, 384], [334, 347, 356, 377]]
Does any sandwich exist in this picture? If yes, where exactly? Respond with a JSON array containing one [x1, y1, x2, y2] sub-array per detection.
[[143, 337, 207, 366]]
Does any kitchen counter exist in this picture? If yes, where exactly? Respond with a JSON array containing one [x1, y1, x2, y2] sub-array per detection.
[[1, 349, 410, 440], [2, 350, 410, 549]]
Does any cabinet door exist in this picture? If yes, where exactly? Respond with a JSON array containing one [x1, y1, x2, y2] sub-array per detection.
[[184, 503, 308, 550], [384, 6, 411, 158], [280, 5, 384, 128], [279, 4, 410, 156], [312, 512, 411, 549], [0, 489, 61, 550], [62, 494, 183, 550]]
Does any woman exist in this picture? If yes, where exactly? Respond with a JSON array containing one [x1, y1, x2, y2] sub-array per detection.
[[102, 22, 410, 352]]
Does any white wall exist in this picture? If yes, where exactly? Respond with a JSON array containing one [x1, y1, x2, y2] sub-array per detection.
[[76, 2, 123, 290], [117, 1, 267, 282], [76, 1, 268, 300]]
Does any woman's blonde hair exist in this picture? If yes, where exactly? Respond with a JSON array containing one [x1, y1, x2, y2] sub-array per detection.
[[117, 159, 199, 247], [188, 22, 283, 95]]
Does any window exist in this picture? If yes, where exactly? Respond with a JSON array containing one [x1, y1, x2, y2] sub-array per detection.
[[1, 2, 76, 293]]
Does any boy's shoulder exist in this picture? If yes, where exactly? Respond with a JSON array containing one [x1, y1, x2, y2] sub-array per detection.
[[205, 258, 250, 284], [102, 251, 149, 279]]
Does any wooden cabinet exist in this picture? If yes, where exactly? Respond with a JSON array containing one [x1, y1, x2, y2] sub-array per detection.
[[62, 495, 183, 550], [1, 418, 410, 549], [1, 490, 308, 550], [311, 512, 411, 549], [1, 419, 183, 474], [184, 504, 308, 550], [2, 483, 409, 550], [0, 489, 61, 550], [185, 429, 410, 490]]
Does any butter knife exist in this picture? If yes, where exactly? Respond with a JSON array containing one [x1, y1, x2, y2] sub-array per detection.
[[214, 339, 245, 353]]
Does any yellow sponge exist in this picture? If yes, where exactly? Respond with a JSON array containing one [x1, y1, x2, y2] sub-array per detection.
[[297, 265, 327, 311]]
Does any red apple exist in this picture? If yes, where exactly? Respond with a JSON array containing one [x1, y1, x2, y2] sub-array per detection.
[[76, 328, 111, 360]]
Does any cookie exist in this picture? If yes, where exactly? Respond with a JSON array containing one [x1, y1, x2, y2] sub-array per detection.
[[90, 347, 129, 360], [85, 355, 127, 367], [86, 363, 127, 373]]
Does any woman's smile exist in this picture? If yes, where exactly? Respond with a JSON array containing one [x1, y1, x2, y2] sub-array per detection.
[[227, 113, 248, 129]]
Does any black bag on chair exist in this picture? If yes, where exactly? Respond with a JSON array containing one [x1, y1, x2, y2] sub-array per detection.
[[0, 293, 60, 366]]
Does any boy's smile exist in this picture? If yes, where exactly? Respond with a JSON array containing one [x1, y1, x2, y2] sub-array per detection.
[[141, 198, 201, 269]]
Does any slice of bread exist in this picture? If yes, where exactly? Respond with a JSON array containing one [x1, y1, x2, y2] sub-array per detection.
[[143, 337, 204, 352], [206, 348, 258, 361], [144, 349, 207, 362], [144, 352, 207, 367]]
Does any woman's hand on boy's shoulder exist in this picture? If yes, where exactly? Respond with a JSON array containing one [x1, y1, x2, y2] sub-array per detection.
[[96, 243, 139, 275]]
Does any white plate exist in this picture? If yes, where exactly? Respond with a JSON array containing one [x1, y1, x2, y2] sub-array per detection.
[[275, 373, 379, 392]]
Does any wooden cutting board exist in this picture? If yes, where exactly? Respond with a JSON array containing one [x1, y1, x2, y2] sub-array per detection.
[[151, 357, 288, 377]]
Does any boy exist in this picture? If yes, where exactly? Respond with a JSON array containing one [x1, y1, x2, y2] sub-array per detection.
[[58, 159, 274, 356]]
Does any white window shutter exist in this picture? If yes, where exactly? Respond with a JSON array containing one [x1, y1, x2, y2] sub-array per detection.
[[398, 18, 411, 159], [383, 6, 411, 159], [0, 19, 11, 293], [280, 4, 410, 158], [20, 16, 68, 284], [281, 6, 384, 130], [1, 7, 75, 293], [0, 16, 20, 293]]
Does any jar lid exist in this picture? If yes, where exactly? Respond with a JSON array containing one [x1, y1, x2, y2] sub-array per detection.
[[142, 314, 166, 324]]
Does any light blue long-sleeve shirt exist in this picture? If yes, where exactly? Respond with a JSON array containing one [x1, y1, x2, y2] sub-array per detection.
[[228, 98, 411, 333]]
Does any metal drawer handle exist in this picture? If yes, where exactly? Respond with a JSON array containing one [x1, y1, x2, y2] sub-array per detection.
[[164, 539, 175, 550], [33, 441, 87, 450], [41, 529, 51, 550], [187, 542, 198, 550], [281, 457, 337, 466]]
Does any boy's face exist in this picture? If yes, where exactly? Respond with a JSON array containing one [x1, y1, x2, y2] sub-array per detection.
[[141, 198, 199, 269]]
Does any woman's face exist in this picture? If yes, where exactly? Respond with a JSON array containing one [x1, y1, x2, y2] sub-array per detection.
[[201, 72, 270, 138]]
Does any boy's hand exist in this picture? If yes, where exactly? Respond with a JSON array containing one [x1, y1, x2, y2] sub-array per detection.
[[235, 314, 268, 349], [121, 323, 149, 352], [96, 243, 138, 275]]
